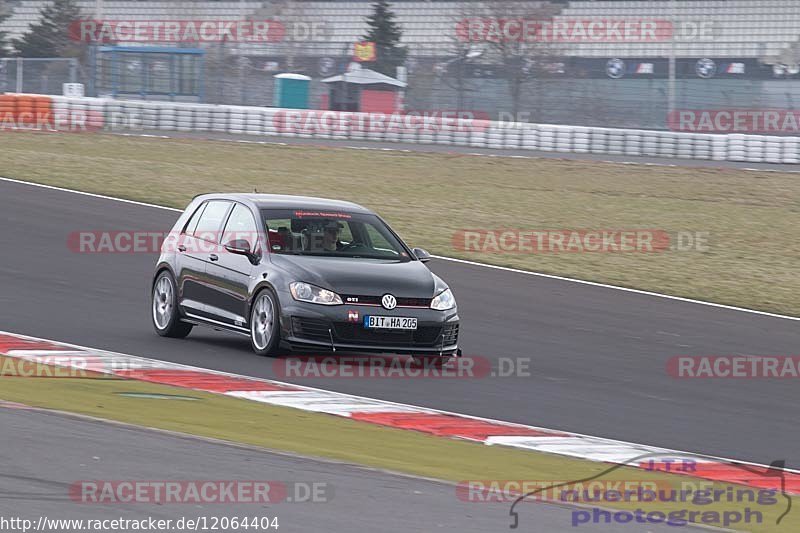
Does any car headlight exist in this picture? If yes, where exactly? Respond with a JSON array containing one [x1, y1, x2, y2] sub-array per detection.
[[290, 282, 343, 305], [430, 288, 456, 311]]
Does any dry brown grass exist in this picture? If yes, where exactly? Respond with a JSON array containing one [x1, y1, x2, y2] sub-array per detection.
[[2, 131, 798, 316]]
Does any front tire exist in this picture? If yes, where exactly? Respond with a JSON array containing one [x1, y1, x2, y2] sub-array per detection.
[[250, 289, 281, 356], [152, 271, 193, 338]]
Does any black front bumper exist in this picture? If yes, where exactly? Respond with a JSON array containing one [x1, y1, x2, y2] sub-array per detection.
[[279, 304, 459, 355]]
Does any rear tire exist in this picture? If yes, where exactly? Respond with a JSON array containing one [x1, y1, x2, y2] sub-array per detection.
[[250, 289, 281, 356], [152, 271, 193, 338]]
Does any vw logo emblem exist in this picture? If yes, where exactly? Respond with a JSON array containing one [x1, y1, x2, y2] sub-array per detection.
[[381, 294, 397, 310]]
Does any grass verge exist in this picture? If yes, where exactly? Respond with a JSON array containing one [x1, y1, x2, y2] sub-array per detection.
[[0, 355, 794, 531], [2, 131, 798, 316]]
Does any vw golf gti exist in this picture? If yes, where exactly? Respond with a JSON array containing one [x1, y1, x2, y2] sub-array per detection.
[[151, 194, 460, 360]]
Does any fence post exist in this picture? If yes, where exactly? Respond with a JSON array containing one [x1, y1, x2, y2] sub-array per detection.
[[0, 59, 7, 92], [16, 57, 23, 93]]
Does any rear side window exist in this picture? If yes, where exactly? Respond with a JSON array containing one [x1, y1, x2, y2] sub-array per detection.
[[184, 202, 206, 236], [194, 201, 231, 243]]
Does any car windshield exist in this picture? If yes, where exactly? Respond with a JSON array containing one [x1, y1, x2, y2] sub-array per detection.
[[261, 208, 411, 261]]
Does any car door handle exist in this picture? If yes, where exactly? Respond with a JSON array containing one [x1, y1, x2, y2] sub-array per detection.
[[209, 254, 219, 261], [177, 245, 186, 252]]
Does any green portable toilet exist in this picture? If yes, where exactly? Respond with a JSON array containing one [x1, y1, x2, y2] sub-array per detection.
[[273, 73, 311, 109]]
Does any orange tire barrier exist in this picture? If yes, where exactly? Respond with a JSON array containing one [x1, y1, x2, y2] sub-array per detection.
[[0, 93, 54, 129], [16, 94, 37, 127], [0, 94, 15, 125], [33, 95, 54, 127]]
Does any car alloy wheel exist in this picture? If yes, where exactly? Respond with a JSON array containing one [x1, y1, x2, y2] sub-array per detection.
[[251, 290, 277, 354], [152, 275, 174, 330], [151, 271, 192, 338]]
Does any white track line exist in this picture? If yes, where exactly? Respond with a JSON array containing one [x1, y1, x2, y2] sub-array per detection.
[[2, 175, 797, 322], [0, 176, 182, 212], [3, 329, 798, 477], [432, 255, 800, 322]]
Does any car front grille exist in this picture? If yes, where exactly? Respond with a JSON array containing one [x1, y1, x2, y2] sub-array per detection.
[[333, 323, 442, 346], [340, 295, 433, 308], [291, 316, 458, 348]]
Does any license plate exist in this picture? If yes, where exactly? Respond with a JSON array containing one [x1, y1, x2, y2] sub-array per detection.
[[363, 315, 418, 330]]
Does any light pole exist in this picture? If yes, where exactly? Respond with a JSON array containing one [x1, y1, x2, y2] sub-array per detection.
[[668, 0, 676, 117]]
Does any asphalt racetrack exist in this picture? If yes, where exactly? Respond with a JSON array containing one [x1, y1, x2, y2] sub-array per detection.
[[0, 178, 796, 469], [3, 405, 703, 532]]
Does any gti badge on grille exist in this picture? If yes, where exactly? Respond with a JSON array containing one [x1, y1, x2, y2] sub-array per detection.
[[381, 294, 397, 310]]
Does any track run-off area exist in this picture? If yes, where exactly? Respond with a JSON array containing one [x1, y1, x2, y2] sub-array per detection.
[[0, 177, 796, 471]]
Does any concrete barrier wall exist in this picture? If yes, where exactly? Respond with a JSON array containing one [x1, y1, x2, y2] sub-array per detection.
[[3, 94, 798, 164]]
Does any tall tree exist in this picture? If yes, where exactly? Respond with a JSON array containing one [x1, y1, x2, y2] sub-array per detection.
[[455, 1, 562, 117], [362, 0, 407, 77], [13, 0, 82, 57]]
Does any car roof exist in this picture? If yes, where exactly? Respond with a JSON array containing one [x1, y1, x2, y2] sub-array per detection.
[[193, 193, 374, 214]]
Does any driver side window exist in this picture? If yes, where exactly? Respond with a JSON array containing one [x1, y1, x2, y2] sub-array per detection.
[[340, 222, 354, 244], [194, 201, 232, 243], [365, 225, 394, 251], [223, 204, 258, 252]]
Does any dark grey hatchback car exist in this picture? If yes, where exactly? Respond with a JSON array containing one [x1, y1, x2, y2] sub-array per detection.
[[151, 194, 460, 360]]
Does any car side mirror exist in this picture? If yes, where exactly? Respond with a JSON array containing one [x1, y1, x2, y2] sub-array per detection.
[[412, 247, 431, 262], [224, 239, 252, 256]]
